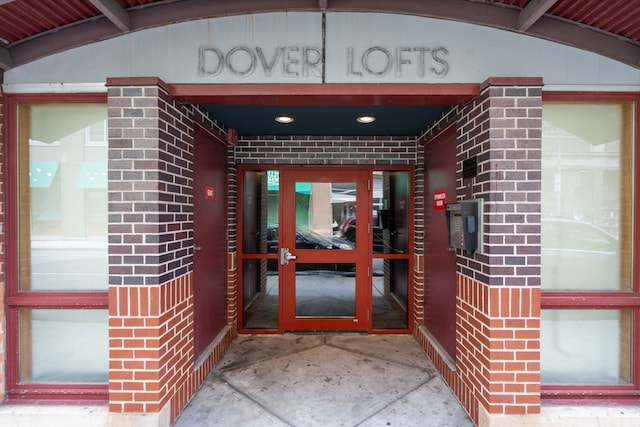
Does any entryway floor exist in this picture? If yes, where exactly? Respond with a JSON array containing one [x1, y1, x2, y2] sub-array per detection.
[[173, 334, 474, 427]]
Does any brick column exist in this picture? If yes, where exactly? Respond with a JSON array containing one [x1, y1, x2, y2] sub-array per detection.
[[106, 78, 234, 427], [457, 78, 543, 421], [416, 78, 543, 425]]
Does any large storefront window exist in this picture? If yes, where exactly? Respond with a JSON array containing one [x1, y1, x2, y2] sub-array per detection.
[[6, 98, 109, 399], [541, 98, 638, 399]]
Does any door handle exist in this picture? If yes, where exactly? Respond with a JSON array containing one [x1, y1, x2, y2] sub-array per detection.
[[280, 248, 297, 265], [193, 245, 204, 253]]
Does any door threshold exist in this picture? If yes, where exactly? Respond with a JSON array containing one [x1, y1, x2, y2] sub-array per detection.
[[283, 330, 368, 335]]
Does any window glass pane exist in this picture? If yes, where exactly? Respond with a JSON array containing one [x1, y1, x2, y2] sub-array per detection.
[[541, 102, 634, 291], [19, 104, 108, 291], [541, 310, 633, 384], [243, 170, 278, 254], [373, 259, 408, 329], [242, 259, 278, 329], [297, 181, 354, 250], [295, 263, 356, 317], [19, 309, 109, 383]]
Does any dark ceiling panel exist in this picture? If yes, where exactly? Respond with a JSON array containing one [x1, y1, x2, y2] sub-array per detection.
[[205, 105, 449, 137]]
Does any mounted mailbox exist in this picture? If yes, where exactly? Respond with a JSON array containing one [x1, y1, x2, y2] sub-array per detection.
[[445, 199, 483, 255]]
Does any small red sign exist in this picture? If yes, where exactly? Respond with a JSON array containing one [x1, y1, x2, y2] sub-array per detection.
[[434, 188, 446, 210], [205, 185, 215, 200]]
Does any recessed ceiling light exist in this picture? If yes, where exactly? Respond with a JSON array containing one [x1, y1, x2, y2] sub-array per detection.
[[275, 115, 294, 124], [356, 116, 376, 124]]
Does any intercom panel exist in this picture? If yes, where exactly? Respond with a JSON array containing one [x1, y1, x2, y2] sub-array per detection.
[[445, 199, 483, 255]]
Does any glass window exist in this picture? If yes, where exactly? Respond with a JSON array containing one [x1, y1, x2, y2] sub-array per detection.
[[8, 99, 109, 398], [241, 170, 280, 329], [542, 102, 634, 291], [19, 104, 108, 291], [541, 99, 637, 395], [374, 171, 409, 254], [541, 309, 632, 384], [372, 171, 410, 330], [19, 309, 109, 383]]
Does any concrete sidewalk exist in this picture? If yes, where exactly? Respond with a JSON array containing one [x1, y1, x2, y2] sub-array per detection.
[[173, 334, 474, 427]]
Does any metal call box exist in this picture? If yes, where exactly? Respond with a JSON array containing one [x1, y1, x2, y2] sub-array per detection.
[[445, 199, 483, 255]]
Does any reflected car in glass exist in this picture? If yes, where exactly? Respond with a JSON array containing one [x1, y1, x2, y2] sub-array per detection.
[[267, 225, 353, 270], [542, 218, 621, 291], [337, 216, 384, 253]]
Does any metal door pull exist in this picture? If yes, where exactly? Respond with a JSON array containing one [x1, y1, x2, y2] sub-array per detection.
[[280, 248, 297, 265]]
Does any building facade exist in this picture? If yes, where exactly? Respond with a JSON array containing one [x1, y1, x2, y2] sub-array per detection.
[[0, 4, 639, 427]]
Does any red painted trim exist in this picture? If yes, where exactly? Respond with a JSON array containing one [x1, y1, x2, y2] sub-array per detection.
[[170, 83, 480, 106], [237, 165, 413, 335], [481, 76, 544, 89], [7, 292, 109, 309], [543, 92, 640, 102], [541, 293, 640, 308], [106, 76, 170, 93]]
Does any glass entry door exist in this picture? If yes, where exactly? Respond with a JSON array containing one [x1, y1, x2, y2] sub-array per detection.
[[279, 169, 370, 331]]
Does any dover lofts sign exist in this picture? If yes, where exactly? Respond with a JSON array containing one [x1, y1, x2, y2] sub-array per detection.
[[199, 45, 450, 79]]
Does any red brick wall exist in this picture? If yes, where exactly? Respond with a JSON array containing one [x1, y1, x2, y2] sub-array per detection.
[[456, 276, 541, 416], [108, 276, 193, 413], [108, 275, 235, 420]]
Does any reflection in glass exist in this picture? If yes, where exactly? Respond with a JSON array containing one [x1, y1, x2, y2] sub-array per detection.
[[295, 264, 356, 317], [374, 171, 409, 254], [296, 181, 355, 250], [541, 102, 633, 291], [241, 170, 280, 329], [372, 259, 408, 329], [242, 259, 278, 329], [541, 309, 632, 384], [242, 170, 279, 254], [19, 309, 108, 383], [20, 104, 108, 291]]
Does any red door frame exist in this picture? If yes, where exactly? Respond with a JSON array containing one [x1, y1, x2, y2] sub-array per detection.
[[237, 165, 414, 334], [279, 167, 371, 331]]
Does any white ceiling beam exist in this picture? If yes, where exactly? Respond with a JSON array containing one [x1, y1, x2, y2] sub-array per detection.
[[517, 0, 558, 31], [89, 0, 131, 32]]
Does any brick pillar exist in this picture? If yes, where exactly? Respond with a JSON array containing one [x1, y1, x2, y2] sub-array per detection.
[[106, 77, 235, 426], [457, 78, 543, 422], [106, 78, 196, 426], [415, 78, 543, 425]]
